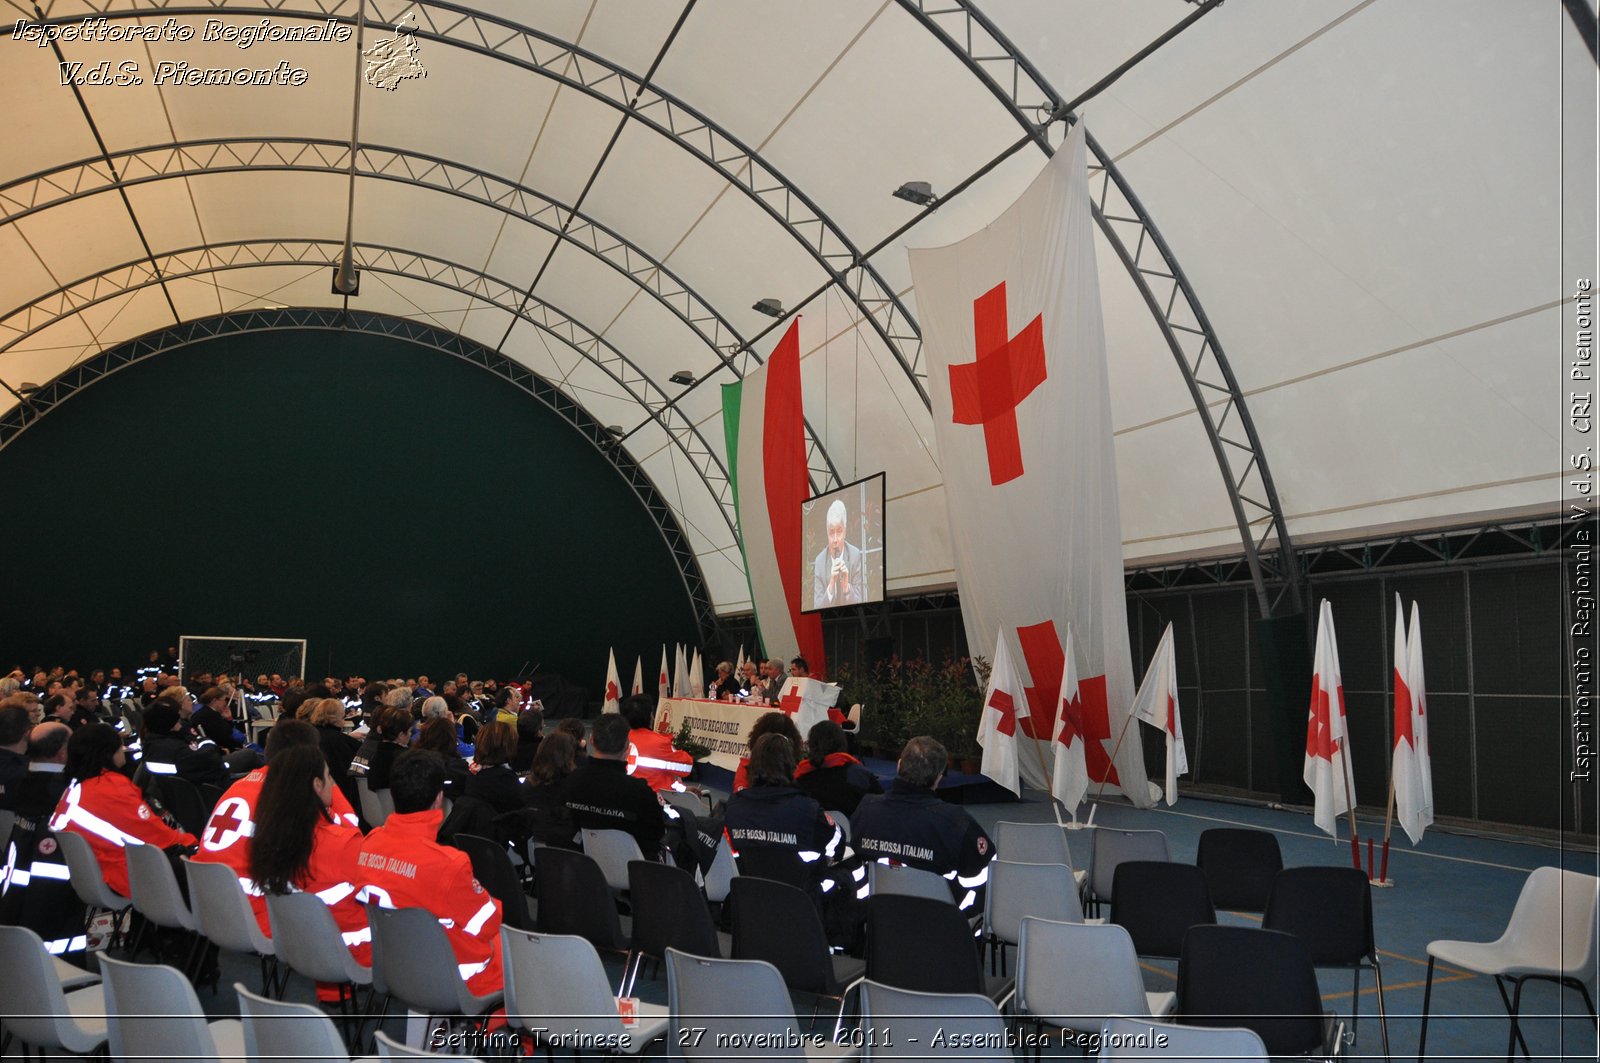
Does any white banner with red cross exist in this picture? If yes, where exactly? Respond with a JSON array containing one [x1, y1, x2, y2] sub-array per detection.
[[908, 122, 1152, 806]]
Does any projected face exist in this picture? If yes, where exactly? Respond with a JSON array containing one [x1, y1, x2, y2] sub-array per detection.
[[827, 518, 846, 556]]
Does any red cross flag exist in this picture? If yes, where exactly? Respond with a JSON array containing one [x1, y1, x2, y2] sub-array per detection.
[[689, 650, 705, 700], [603, 648, 622, 714], [631, 656, 644, 697], [1392, 596, 1434, 845], [1050, 624, 1090, 814], [658, 646, 670, 699], [908, 121, 1151, 806], [1130, 623, 1186, 806], [1305, 600, 1356, 838], [977, 630, 1028, 797]]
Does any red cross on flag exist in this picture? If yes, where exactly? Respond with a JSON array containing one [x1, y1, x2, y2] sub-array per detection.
[[658, 646, 670, 699], [1305, 600, 1356, 838], [977, 630, 1029, 797], [603, 648, 622, 714], [1050, 624, 1090, 814], [908, 122, 1151, 806], [631, 656, 644, 697], [1130, 623, 1187, 806], [1392, 596, 1434, 845]]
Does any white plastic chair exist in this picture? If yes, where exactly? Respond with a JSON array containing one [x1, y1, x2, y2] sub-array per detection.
[[665, 949, 859, 1061], [1086, 827, 1168, 916], [1419, 866, 1600, 1059], [57, 828, 131, 951], [501, 927, 668, 1055], [0, 925, 108, 1056], [1016, 917, 1174, 1042], [1097, 1016, 1268, 1061], [99, 954, 246, 1063], [858, 980, 1006, 1060], [984, 860, 1086, 974], [184, 857, 284, 996], [374, 1028, 485, 1060], [236, 981, 373, 1063], [996, 820, 1086, 887]]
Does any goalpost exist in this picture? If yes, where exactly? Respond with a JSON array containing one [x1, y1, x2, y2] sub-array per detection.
[[179, 635, 307, 687]]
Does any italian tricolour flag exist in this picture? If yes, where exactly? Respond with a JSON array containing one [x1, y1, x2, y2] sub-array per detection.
[[722, 321, 826, 676]]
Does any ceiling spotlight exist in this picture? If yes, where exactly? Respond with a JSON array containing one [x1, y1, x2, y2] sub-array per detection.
[[669, 370, 695, 386], [893, 181, 937, 206], [330, 260, 361, 296], [605, 425, 625, 437], [752, 298, 783, 318], [17, 381, 40, 394]]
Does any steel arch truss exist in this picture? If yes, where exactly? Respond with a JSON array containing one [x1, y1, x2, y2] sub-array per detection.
[[0, 136, 841, 495], [17, 0, 929, 404], [0, 307, 718, 637], [899, 0, 1303, 617], [0, 237, 742, 549]]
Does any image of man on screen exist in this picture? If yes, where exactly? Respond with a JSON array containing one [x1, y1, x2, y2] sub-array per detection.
[[812, 499, 865, 607]]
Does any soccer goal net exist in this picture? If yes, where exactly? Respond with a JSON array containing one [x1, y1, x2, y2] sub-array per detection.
[[179, 635, 307, 686]]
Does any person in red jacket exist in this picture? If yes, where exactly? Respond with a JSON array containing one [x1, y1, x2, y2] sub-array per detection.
[[355, 749, 502, 995], [249, 744, 370, 966], [620, 694, 693, 793], [50, 722, 197, 897], [193, 718, 361, 937]]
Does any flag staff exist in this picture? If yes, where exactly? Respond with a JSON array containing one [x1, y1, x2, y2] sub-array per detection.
[[1377, 775, 1397, 885], [1337, 721, 1362, 872]]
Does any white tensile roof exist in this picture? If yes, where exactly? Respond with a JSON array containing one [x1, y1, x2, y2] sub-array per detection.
[[2, 0, 1593, 614]]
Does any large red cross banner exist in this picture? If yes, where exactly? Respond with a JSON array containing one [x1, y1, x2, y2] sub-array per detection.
[[908, 122, 1152, 806]]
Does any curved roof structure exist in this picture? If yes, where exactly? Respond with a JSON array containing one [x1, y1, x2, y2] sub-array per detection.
[[4, 0, 1593, 621]]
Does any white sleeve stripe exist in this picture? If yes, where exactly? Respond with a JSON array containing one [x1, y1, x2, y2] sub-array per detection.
[[462, 899, 497, 936], [316, 881, 356, 905]]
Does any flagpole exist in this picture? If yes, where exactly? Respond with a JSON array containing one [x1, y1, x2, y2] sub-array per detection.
[[1337, 732, 1362, 872], [1094, 702, 1142, 805], [1377, 774, 1396, 885]]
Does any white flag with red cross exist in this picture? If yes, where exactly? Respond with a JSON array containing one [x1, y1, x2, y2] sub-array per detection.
[[1393, 596, 1434, 845], [1130, 622, 1186, 806], [658, 646, 670, 699], [1305, 599, 1355, 837], [1050, 623, 1090, 813], [603, 649, 622, 714], [907, 121, 1151, 806], [976, 630, 1028, 797], [631, 656, 644, 697]]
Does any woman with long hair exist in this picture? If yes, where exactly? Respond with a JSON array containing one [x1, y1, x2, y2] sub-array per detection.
[[519, 730, 579, 849], [414, 714, 470, 795], [50, 722, 197, 896], [249, 744, 370, 965]]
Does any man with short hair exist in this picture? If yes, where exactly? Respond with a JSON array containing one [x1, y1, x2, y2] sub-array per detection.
[[811, 499, 865, 607], [0, 722, 81, 955], [565, 712, 667, 858], [851, 735, 996, 910], [0, 702, 33, 809], [355, 750, 503, 994], [618, 693, 692, 793], [140, 700, 229, 789]]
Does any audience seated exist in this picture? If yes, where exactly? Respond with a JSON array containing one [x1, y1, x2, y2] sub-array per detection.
[[463, 722, 529, 816], [619, 693, 693, 793], [565, 712, 666, 858], [731, 711, 802, 794], [794, 719, 881, 816], [141, 699, 229, 789]]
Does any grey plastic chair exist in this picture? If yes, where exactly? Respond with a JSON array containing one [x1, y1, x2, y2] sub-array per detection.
[[126, 841, 205, 974], [703, 835, 738, 904], [996, 820, 1086, 887], [367, 904, 503, 1031], [57, 828, 131, 949], [236, 981, 372, 1063], [1086, 827, 1169, 916], [858, 980, 1006, 1060], [582, 827, 646, 893], [867, 861, 953, 903], [185, 858, 285, 996], [501, 927, 668, 1055], [1097, 1016, 1268, 1061], [374, 1028, 484, 1060], [665, 949, 859, 1061], [266, 891, 374, 1047], [984, 860, 1085, 974], [1016, 917, 1175, 1043], [663, 789, 708, 818], [825, 809, 851, 843], [99, 954, 246, 1063], [0, 924, 109, 1056], [357, 777, 392, 828]]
